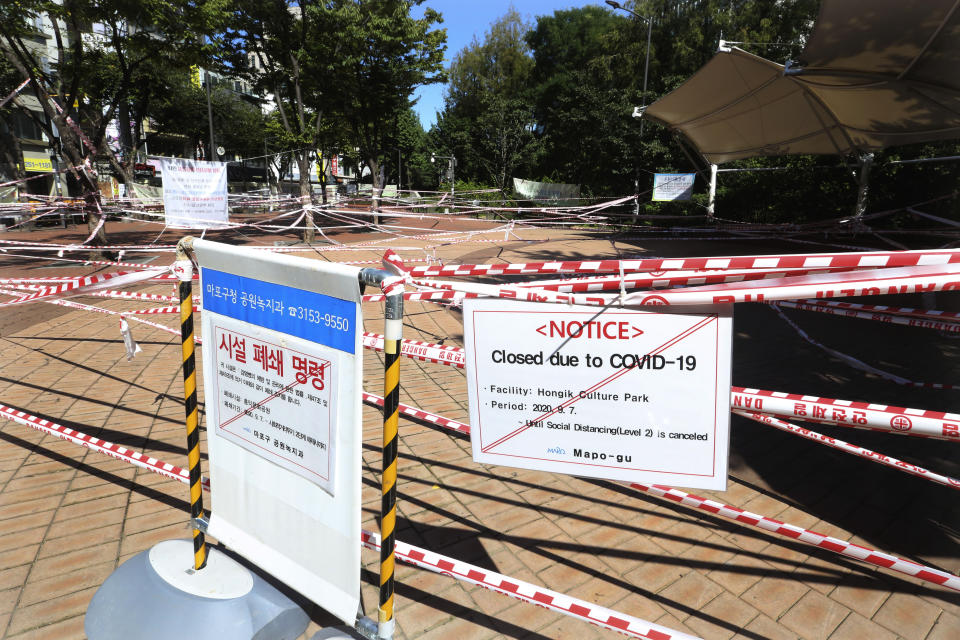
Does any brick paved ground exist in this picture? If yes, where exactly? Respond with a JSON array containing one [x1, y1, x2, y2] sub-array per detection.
[[0, 216, 957, 639]]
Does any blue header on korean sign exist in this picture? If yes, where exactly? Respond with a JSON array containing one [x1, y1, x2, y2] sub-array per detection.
[[202, 268, 355, 354]]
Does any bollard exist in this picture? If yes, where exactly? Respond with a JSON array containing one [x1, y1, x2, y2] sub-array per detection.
[[378, 291, 402, 640], [175, 239, 207, 570]]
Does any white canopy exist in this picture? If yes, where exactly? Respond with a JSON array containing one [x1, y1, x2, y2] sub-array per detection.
[[643, 0, 960, 164]]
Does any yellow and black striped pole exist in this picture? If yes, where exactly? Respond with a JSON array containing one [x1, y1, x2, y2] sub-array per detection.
[[175, 241, 207, 571], [378, 292, 403, 639]]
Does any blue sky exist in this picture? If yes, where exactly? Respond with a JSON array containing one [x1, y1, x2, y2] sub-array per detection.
[[412, 1, 608, 129]]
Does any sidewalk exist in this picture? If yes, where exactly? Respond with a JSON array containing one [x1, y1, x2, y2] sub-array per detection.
[[0, 221, 957, 639]]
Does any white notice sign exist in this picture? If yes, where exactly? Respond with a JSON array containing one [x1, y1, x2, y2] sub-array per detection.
[[211, 325, 338, 492], [464, 299, 732, 490], [195, 239, 362, 625], [158, 157, 229, 228], [652, 173, 695, 201]]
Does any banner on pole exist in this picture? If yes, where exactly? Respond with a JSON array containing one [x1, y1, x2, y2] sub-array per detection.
[[158, 157, 228, 228], [195, 239, 362, 625]]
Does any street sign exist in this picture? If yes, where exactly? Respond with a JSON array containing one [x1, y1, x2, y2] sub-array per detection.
[[133, 163, 156, 179], [195, 240, 363, 625], [464, 299, 732, 490]]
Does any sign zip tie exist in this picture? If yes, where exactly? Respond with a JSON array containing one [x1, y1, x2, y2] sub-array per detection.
[[618, 260, 627, 307]]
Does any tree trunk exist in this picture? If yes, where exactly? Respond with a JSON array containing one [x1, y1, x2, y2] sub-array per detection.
[[296, 151, 314, 243]]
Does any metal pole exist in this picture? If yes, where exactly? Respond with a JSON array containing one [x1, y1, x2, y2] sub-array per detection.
[[707, 163, 718, 218], [378, 291, 402, 640], [205, 70, 217, 162], [449, 157, 455, 202], [175, 238, 207, 571], [854, 152, 874, 220]]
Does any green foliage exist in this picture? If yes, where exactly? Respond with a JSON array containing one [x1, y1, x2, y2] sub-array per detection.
[[436, 8, 537, 193], [432, 1, 959, 221], [332, 0, 447, 189]]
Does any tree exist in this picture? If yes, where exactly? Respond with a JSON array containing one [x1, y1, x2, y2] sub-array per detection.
[[330, 0, 446, 219], [436, 8, 537, 194], [525, 5, 647, 195], [0, 0, 223, 251]]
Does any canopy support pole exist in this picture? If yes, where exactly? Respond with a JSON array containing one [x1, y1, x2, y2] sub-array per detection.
[[854, 152, 874, 220], [707, 164, 718, 218]]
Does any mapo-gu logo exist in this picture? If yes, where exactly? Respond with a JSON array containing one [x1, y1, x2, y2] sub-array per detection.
[[890, 415, 912, 432], [639, 294, 669, 306]]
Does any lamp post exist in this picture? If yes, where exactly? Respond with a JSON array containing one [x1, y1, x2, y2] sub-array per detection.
[[606, 1, 652, 220], [606, 1, 652, 135], [430, 152, 456, 201]]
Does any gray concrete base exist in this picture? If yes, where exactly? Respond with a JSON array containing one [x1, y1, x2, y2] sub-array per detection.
[[311, 626, 367, 640], [85, 539, 309, 640]]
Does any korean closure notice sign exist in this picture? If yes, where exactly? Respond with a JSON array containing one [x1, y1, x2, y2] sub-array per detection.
[[195, 239, 362, 625], [464, 299, 732, 490], [204, 271, 351, 491], [158, 157, 228, 228], [652, 173, 696, 201]]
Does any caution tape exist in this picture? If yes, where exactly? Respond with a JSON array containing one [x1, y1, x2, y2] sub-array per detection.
[[0, 288, 191, 343], [0, 402, 693, 640], [626, 481, 960, 591], [775, 300, 960, 334], [361, 332, 466, 368], [363, 392, 470, 434], [731, 387, 960, 440], [735, 410, 960, 489], [512, 267, 842, 293], [364, 395, 960, 592], [360, 530, 700, 640], [771, 305, 958, 390], [123, 305, 197, 315], [395, 263, 960, 310], [397, 248, 960, 278], [0, 269, 165, 307], [91, 290, 192, 304], [796, 299, 960, 323], [798, 300, 960, 322], [362, 289, 463, 304], [0, 404, 192, 486]]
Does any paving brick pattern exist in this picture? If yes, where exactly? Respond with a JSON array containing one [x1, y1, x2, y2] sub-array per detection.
[[0, 220, 957, 639]]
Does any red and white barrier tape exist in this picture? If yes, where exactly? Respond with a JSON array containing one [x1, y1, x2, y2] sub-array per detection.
[[513, 267, 841, 293], [397, 248, 960, 278], [363, 392, 470, 434], [91, 290, 191, 304], [775, 300, 960, 334], [0, 239, 177, 251], [372, 395, 960, 592], [123, 305, 197, 315], [360, 530, 698, 640], [731, 387, 960, 440], [625, 481, 960, 592], [735, 410, 960, 490], [0, 404, 192, 486], [397, 263, 960, 309], [771, 305, 957, 390], [362, 289, 463, 304], [795, 299, 960, 323], [361, 332, 465, 369], [0, 402, 690, 640], [0, 78, 30, 109], [0, 268, 166, 307]]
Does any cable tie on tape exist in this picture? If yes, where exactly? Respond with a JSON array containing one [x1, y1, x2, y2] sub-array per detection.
[[172, 259, 193, 282], [617, 260, 627, 307]]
